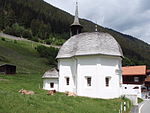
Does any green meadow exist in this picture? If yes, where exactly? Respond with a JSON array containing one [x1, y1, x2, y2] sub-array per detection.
[[0, 74, 131, 113]]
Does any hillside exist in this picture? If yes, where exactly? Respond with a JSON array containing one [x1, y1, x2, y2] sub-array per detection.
[[0, 0, 150, 67], [0, 36, 50, 73]]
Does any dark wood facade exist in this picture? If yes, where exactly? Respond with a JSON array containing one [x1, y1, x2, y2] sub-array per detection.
[[145, 70, 150, 90], [123, 75, 146, 85], [0, 64, 16, 74]]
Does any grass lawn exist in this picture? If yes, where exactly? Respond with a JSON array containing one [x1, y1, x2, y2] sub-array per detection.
[[0, 74, 131, 113]]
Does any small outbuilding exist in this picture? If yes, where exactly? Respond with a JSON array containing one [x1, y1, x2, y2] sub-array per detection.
[[42, 68, 59, 91], [0, 64, 16, 74]]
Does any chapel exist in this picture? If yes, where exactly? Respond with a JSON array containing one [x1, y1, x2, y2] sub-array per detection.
[[42, 2, 123, 99], [56, 2, 123, 99]]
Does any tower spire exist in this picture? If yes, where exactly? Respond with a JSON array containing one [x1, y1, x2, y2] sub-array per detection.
[[70, 2, 83, 36], [72, 2, 80, 25]]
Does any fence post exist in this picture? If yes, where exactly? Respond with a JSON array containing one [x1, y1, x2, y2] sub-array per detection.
[[124, 102, 126, 111], [120, 102, 123, 113]]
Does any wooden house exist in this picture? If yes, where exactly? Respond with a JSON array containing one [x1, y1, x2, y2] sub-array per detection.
[[0, 64, 16, 74], [145, 70, 150, 91], [122, 65, 147, 85], [122, 65, 147, 98]]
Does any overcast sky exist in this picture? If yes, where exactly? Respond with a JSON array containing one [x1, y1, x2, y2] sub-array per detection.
[[44, 0, 150, 44]]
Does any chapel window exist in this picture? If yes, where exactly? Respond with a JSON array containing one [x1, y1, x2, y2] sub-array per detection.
[[66, 77, 70, 85], [105, 77, 110, 87], [50, 82, 54, 88], [87, 77, 91, 86]]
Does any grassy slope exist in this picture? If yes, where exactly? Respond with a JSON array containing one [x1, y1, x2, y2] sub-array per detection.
[[0, 74, 131, 113], [0, 37, 50, 73]]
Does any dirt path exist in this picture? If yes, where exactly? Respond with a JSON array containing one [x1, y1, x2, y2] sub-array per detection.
[[0, 33, 60, 48]]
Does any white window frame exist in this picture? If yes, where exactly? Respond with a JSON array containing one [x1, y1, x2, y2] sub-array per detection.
[[134, 77, 139, 82]]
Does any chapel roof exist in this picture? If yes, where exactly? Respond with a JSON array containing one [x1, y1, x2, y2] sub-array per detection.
[[42, 68, 58, 79], [122, 65, 147, 76], [56, 32, 123, 58]]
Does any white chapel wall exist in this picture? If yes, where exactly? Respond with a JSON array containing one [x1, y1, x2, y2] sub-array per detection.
[[122, 84, 142, 98], [43, 79, 58, 91], [58, 58, 76, 92], [77, 55, 122, 99]]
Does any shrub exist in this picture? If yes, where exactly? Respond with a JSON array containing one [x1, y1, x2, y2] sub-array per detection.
[[1, 38, 5, 41], [53, 39, 65, 46], [4, 23, 33, 39], [36, 45, 59, 66], [22, 29, 33, 38], [31, 37, 39, 42], [14, 40, 17, 44], [45, 38, 53, 45]]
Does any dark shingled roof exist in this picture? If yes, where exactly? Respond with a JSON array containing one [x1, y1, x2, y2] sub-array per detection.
[[56, 32, 123, 58]]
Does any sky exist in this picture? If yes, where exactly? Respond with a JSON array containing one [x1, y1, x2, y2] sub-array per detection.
[[44, 0, 150, 44]]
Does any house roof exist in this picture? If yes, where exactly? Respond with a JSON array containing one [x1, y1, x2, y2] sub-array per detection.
[[145, 76, 150, 82], [0, 64, 16, 67], [56, 32, 123, 59], [122, 65, 146, 76], [42, 68, 58, 79]]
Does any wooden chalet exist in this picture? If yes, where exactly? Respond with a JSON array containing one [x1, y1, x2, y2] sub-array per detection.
[[122, 65, 147, 85], [145, 69, 150, 90], [147, 69, 150, 76], [0, 64, 16, 74]]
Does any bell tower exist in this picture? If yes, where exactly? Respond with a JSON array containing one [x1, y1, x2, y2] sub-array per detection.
[[70, 2, 83, 36]]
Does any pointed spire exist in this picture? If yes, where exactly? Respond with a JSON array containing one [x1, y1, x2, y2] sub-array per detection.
[[70, 1, 83, 36], [72, 2, 80, 25]]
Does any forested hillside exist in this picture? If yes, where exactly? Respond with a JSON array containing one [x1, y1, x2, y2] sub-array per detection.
[[0, 0, 150, 68]]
